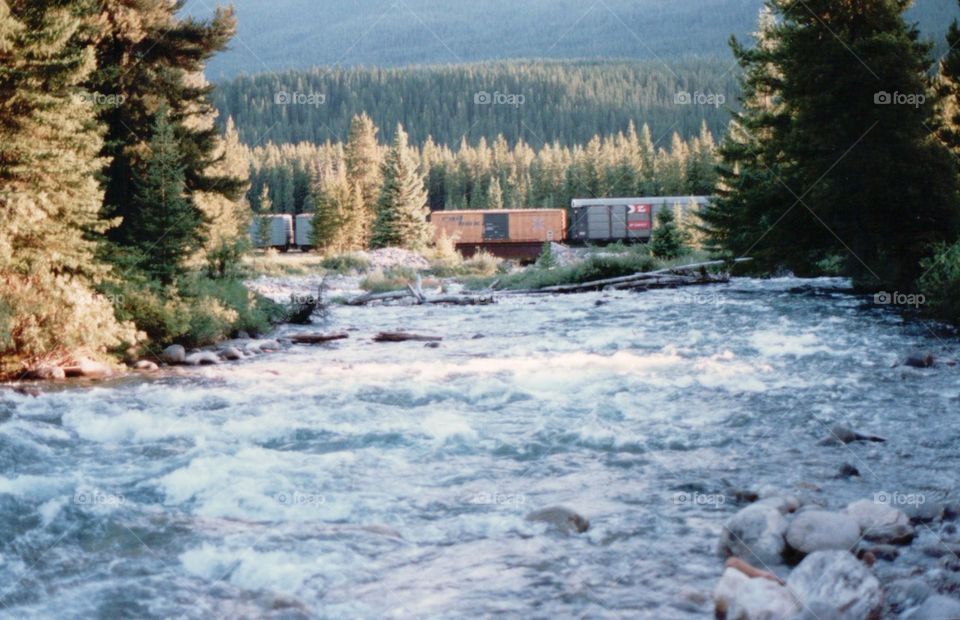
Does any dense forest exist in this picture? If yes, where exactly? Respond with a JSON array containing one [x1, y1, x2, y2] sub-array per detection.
[[191, 0, 960, 78], [213, 60, 738, 147], [244, 120, 719, 219]]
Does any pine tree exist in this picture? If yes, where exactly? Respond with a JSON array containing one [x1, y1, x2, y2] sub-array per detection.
[[487, 177, 505, 209], [0, 0, 136, 375], [650, 208, 690, 259], [372, 124, 431, 249], [344, 113, 383, 244], [127, 107, 205, 285]]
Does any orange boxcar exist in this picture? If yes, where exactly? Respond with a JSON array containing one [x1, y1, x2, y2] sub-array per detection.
[[430, 209, 567, 244], [431, 211, 484, 244]]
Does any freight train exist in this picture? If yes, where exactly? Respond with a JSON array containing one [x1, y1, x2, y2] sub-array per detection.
[[250, 196, 710, 258]]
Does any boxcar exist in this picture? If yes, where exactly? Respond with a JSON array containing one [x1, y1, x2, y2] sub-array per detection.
[[431, 209, 567, 260], [249, 214, 293, 251], [570, 196, 709, 243], [294, 214, 314, 250]]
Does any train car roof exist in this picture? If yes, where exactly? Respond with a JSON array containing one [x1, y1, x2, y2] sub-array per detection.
[[430, 209, 568, 215], [571, 196, 711, 208]]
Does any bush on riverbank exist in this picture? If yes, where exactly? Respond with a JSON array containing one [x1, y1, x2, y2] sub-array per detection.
[[919, 241, 960, 323]]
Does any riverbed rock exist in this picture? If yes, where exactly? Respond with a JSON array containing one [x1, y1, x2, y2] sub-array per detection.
[[904, 352, 936, 369], [906, 500, 946, 524], [245, 339, 282, 354], [785, 511, 860, 556], [525, 506, 589, 534], [818, 425, 886, 446], [160, 345, 186, 365], [184, 351, 220, 366], [63, 357, 113, 379], [219, 347, 244, 361], [858, 544, 899, 562], [845, 499, 914, 544], [885, 578, 933, 616], [836, 463, 861, 478], [718, 503, 787, 566], [133, 360, 159, 371], [714, 567, 800, 619], [786, 550, 882, 620], [905, 595, 960, 620], [23, 365, 65, 381]]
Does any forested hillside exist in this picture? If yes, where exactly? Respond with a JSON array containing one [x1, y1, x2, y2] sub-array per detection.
[[213, 60, 737, 147], [192, 0, 960, 78]]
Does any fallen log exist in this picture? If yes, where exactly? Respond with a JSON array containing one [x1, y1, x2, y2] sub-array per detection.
[[373, 332, 443, 343], [345, 289, 494, 306], [290, 332, 349, 344]]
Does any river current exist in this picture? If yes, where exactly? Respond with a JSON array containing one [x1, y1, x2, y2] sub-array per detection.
[[1, 277, 958, 618]]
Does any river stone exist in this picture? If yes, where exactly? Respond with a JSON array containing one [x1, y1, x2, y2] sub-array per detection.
[[64, 357, 113, 379], [785, 511, 860, 556], [220, 347, 243, 361], [885, 578, 933, 616], [905, 352, 935, 368], [133, 360, 159, 371], [184, 351, 220, 366], [906, 500, 946, 524], [755, 495, 801, 515], [818, 425, 886, 446], [24, 365, 65, 381], [718, 503, 787, 566], [905, 595, 960, 620], [525, 506, 589, 534], [786, 550, 882, 620], [160, 344, 186, 365], [714, 567, 800, 619], [845, 499, 913, 544]]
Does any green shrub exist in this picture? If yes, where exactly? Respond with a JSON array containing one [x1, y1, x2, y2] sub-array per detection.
[[462, 251, 501, 276], [919, 242, 960, 323], [321, 253, 372, 274], [360, 266, 419, 293], [650, 209, 690, 259], [536, 241, 558, 269]]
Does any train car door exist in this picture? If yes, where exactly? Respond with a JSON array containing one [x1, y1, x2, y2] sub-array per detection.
[[483, 212, 510, 240], [626, 203, 653, 239]]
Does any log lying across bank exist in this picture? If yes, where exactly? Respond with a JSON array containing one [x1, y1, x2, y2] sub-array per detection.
[[345, 289, 496, 306], [373, 332, 443, 342], [500, 258, 752, 295]]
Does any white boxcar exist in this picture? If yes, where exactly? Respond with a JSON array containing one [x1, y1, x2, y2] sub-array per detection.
[[295, 214, 314, 250], [249, 214, 293, 250], [570, 196, 710, 242]]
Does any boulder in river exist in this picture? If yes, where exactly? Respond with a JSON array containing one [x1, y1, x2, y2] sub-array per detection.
[[714, 567, 799, 619], [885, 578, 934, 616], [904, 352, 935, 369], [184, 351, 220, 366], [904, 594, 960, 620], [23, 365, 65, 381], [219, 347, 244, 361], [525, 506, 589, 534], [133, 360, 159, 371], [845, 499, 914, 545], [785, 510, 860, 557], [718, 503, 787, 566], [160, 344, 186, 365], [786, 550, 882, 620]]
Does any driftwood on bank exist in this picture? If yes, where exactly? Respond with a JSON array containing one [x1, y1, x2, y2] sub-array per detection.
[[290, 332, 349, 344], [345, 284, 495, 307], [373, 332, 443, 343], [500, 258, 752, 296]]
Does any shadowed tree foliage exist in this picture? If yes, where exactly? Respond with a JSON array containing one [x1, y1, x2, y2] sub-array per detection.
[[372, 125, 431, 249]]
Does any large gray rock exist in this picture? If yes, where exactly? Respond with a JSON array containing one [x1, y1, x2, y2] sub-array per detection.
[[786, 511, 860, 556], [219, 346, 244, 361], [714, 567, 800, 620], [786, 550, 882, 620], [845, 499, 914, 545], [905, 595, 960, 620], [133, 360, 159, 371], [63, 357, 113, 379], [718, 503, 788, 566], [160, 344, 186, 365]]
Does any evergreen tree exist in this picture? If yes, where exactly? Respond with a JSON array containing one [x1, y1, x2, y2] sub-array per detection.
[[487, 177, 505, 209], [372, 125, 431, 249], [127, 107, 204, 285], [0, 0, 136, 374], [650, 208, 690, 259], [344, 113, 383, 243]]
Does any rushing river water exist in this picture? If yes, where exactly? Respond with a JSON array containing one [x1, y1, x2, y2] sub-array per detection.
[[1, 277, 959, 619]]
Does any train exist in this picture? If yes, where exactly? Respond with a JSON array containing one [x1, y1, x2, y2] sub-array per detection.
[[249, 196, 711, 258]]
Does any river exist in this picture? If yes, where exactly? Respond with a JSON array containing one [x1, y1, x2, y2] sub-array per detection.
[[1, 277, 958, 618]]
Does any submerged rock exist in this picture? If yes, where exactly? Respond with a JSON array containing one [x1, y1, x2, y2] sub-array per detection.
[[219, 346, 244, 361], [785, 510, 860, 556], [184, 351, 220, 366], [718, 503, 787, 566], [904, 353, 936, 369], [525, 506, 589, 534], [714, 567, 799, 619], [133, 360, 159, 371], [905, 595, 960, 619], [160, 344, 186, 365], [786, 550, 882, 620], [836, 463, 861, 478], [885, 578, 933, 616], [818, 424, 886, 446]]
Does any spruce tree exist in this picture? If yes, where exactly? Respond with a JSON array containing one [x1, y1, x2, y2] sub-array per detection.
[[127, 107, 204, 285], [0, 0, 136, 374], [371, 125, 431, 249], [650, 208, 690, 259], [344, 113, 383, 244]]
